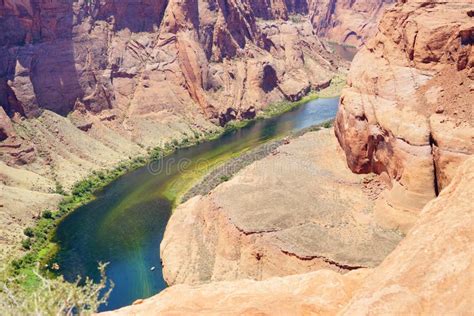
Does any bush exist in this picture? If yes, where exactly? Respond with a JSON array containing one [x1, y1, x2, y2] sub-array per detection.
[[0, 262, 113, 315], [322, 121, 332, 128], [54, 182, 66, 195], [41, 210, 53, 219], [21, 238, 32, 250], [220, 175, 230, 182], [23, 227, 34, 238]]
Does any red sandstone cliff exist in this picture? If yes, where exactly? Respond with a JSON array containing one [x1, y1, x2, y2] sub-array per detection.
[[335, 0, 473, 232], [309, 0, 395, 46], [0, 0, 345, 168]]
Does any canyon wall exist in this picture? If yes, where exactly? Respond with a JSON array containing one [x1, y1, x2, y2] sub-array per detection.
[[309, 0, 395, 46], [0, 0, 349, 181], [335, 0, 473, 232]]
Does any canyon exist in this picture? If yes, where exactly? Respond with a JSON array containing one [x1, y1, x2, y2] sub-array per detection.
[[106, 0, 473, 314], [0, 0, 472, 314], [0, 0, 393, 252]]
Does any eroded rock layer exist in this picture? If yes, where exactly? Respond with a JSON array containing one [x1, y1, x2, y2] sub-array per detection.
[[309, 0, 395, 46], [335, 0, 473, 232], [161, 129, 402, 285]]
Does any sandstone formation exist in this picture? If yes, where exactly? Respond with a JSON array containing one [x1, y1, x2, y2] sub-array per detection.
[[104, 157, 474, 316], [161, 129, 402, 285], [102, 269, 371, 316], [310, 0, 394, 46], [335, 0, 474, 232], [340, 156, 474, 315]]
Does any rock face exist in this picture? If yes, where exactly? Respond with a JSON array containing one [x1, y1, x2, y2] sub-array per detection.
[[0, 0, 342, 120], [102, 269, 371, 316], [104, 157, 474, 316], [340, 156, 474, 314], [335, 0, 474, 232], [161, 129, 402, 285], [310, 0, 395, 46]]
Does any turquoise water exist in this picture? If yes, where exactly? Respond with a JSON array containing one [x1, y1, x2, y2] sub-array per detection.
[[52, 97, 339, 311]]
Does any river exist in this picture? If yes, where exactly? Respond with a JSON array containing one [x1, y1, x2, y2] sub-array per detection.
[[52, 97, 339, 311]]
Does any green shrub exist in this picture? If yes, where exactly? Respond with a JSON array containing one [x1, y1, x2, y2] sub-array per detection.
[[220, 175, 230, 182], [23, 227, 34, 238], [54, 182, 66, 195], [21, 238, 32, 250], [41, 210, 53, 219], [322, 121, 332, 128]]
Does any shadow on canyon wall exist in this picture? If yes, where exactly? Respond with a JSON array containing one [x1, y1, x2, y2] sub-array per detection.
[[0, 0, 172, 118], [0, 0, 83, 116]]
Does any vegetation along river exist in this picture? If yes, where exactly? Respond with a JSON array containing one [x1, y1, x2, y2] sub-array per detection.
[[52, 97, 339, 311]]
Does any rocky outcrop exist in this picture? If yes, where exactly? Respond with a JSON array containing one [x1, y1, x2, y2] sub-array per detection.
[[335, 0, 473, 232], [309, 0, 395, 46], [160, 129, 402, 285], [340, 156, 474, 314], [103, 269, 371, 316], [104, 156, 474, 315]]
